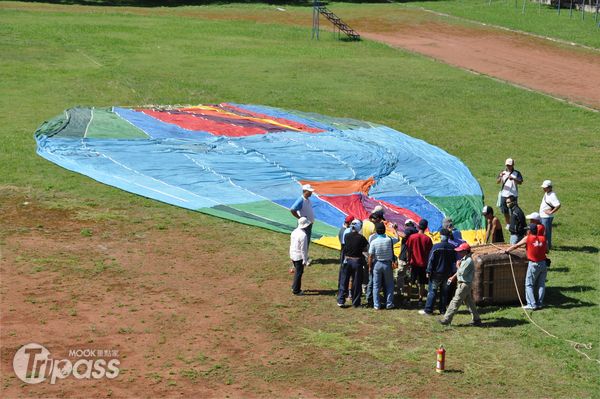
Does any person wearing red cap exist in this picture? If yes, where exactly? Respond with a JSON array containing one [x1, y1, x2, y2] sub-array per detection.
[[439, 243, 482, 326]]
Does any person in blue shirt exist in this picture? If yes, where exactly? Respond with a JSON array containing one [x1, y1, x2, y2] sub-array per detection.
[[419, 229, 456, 316], [290, 184, 315, 264]]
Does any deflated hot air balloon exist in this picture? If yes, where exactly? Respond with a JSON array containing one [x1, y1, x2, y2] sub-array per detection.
[[35, 103, 485, 248]]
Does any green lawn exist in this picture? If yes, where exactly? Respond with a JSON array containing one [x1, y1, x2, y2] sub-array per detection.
[[1, 2, 599, 397], [395, 0, 600, 48]]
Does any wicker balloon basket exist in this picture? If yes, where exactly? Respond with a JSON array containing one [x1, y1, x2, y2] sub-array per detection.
[[471, 244, 528, 306]]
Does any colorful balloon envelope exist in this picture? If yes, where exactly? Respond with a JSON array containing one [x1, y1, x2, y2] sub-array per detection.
[[35, 103, 485, 248]]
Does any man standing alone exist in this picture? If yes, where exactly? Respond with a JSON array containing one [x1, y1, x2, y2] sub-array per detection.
[[539, 180, 561, 251]]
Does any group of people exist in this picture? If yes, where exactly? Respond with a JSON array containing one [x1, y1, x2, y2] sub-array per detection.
[[494, 158, 561, 311], [288, 158, 561, 321]]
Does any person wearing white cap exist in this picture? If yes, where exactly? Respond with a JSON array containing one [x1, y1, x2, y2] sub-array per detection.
[[496, 158, 523, 228], [290, 217, 311, 295], [539, 180, 561, 250], [505, 222, 548, 310], [290, 184, 316, 263]]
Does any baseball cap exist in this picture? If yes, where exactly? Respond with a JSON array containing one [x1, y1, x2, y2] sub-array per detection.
[[404, 218, 415, 226], [541, 180, 552, 188], [373, 205, 384, 213], [418, 219, 428, 230], [482, 205, 491, 214], [350, 219, 362, 232], [301, 184, 314, 192], [344, 215, 355, 224], [505, 158, 514, 166], [526, 212, 541, 221], [455, 242, 471, 252]]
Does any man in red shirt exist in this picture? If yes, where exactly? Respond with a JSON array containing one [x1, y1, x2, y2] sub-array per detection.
[[505, 222, 548, 310], [406, 219, 433, 304]]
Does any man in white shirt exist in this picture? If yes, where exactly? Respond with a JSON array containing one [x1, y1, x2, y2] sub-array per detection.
[[539, 180, 561, 251], [497, 158, 523, 227], [290, 217, 311, 295]]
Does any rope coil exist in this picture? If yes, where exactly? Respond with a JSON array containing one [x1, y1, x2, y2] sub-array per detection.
[[490, 243, 600, 364]]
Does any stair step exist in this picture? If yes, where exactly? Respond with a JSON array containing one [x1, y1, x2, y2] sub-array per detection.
[[317, 6, 360, 40]]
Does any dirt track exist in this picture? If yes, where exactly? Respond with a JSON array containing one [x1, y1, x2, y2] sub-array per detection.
[[359, 21, 600, 110], [207, 6, 600, 110]]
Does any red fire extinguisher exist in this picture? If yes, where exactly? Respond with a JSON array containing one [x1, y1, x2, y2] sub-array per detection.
[[436, 345, 446, 373]]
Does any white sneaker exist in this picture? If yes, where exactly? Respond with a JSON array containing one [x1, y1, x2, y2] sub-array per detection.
[[522, 305, 536, 310], [306, 258, 313, 266]]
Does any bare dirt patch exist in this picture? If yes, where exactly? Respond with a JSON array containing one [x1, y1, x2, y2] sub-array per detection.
[[1, 189, 395, 398]]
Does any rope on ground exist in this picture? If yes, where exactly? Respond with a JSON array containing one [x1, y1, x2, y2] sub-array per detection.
[[490, 243, 600, 364]]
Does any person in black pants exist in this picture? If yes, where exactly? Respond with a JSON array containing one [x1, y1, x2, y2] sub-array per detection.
[[337, 220, 368, 308]]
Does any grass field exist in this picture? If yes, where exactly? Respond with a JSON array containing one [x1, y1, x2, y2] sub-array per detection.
[[1, 1, 599, 397], [398, 0, 600, 48]]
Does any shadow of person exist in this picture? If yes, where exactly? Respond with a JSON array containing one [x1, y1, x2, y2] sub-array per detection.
[[552, 245, 598, 254], [310, 258, 341, 266], [543, 287, 596, 309], [302, 289, 337, 296], [480, 317, 529, 328]]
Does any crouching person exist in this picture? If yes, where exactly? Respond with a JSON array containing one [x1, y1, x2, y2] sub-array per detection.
[[439, 243, 482, 326]]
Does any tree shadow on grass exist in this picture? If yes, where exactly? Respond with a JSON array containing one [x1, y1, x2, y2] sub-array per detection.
[[548, 266, 569, 273], [19, 0, 396, 8]]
